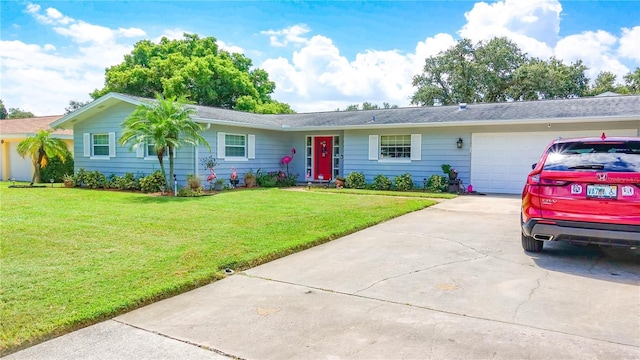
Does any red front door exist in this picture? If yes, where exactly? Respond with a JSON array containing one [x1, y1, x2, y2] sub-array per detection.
[[313, 137, 333, 180]]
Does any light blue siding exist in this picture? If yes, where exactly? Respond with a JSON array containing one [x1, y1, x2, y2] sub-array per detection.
[[343, 128, 472, 187], [73, 102, 195, 182], [196, 125, 293, 186]]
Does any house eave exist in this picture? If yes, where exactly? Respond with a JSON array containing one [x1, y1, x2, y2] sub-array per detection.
[[279, 115, 640, 131], [192, 117, 282, 131], [0, 133, 74, 140]]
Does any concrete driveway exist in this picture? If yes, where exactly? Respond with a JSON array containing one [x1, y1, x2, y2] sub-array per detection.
[[7, 195, 639, 359]]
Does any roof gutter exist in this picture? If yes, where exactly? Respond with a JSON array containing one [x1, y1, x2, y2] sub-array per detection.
[[277, 115, 640, 131]]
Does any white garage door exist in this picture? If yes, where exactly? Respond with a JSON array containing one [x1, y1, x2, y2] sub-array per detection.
[[471, 129, 637, 194], [9, 142, 32, 182]]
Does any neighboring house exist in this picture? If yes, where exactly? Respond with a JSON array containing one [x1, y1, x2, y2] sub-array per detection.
[[0, 116, 72, 181], [50, 92, 640, 194]]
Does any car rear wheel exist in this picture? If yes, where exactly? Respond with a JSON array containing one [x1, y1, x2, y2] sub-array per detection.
[[522, 233, 544, 252]]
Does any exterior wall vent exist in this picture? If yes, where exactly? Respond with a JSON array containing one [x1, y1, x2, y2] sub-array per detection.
[[458, 103, 467, 110]]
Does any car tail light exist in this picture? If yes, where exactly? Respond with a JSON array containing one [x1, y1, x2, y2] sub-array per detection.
[[540, 179, 569, 186], [528, 173, 540, 184]]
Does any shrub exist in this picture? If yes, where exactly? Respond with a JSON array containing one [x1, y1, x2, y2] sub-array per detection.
[[186, 174, 203, 191], [394, 173, 414, 191], [426, 175, 447, 192], [74, 168, 88, 186], [346, 172, 366, 189], [371, 174, 392, 190], [41, 155, 74, 183], [139, 170, 166, 193], [84, 171, 107, 189], [177, 186, 203, 197], [256, 169, 297, 187], [107, 173, 140, 191]]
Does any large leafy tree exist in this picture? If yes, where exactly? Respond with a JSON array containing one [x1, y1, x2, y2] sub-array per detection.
[[411, 37, 591, 106], [16, 129, 70, 184], [92, 33, 294, 114], [120, 95, 211, 190], [623, 67, 640, 94], [7, 108, 35, 119], [412, 37, 526, 106], [0, 100, 7, 119]]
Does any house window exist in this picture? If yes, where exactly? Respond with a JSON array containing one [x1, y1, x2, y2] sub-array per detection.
[[146, 143, 168, 158], [380, 135, 411, 158], [92, 134, 110, 156], [225, 134, 246, 157]]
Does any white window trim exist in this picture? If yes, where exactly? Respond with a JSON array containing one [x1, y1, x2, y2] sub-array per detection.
[[369, 133, 421, 162], [85, 132, 116, 160], [142, 143, 171, 161], [217, 131, 255, 161]]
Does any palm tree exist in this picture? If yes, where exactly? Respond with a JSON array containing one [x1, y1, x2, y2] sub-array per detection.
[[16, 129, 70, 184], [120, 95, 210, 190]]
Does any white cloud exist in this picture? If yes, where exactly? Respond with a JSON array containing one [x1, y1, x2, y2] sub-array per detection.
[[618, 26, 640, 62], [459, 0, 561, 58], [0, 3, 147, 115], [261, 32, 455, 112], [260, 24, 310, 47], [556, 30, 629, 80]]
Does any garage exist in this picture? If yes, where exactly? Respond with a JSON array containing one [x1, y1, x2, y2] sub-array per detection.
[[9, 141, 33, 182], [470, 129, 638, 194]]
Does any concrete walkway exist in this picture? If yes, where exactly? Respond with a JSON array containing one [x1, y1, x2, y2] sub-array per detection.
[[7, 195, 639, 359]]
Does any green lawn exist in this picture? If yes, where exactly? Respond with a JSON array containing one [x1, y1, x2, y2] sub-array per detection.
[[0, 185, 437, 354], [312, 187, 458, 199]]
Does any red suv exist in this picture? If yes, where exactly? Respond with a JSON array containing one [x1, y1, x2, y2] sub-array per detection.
[[521, 135, 640, 252]]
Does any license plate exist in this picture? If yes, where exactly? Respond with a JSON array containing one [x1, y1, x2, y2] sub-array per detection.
[[586, 184, 617, 199]]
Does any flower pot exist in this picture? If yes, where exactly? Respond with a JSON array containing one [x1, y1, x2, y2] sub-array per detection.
[[448, 172, 458, 181], [335, 178, 345, 188], [245, 178, 256, 188], [214, 182, 224, 191], [230, 178, 239, 187]]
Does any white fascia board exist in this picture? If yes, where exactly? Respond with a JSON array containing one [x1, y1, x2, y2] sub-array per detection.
[[191, 117, 281, 131], [0, 132, 73, 139], [279, 115, 640, 132]]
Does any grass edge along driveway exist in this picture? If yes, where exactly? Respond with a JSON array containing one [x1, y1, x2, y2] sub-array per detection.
[[1, 186, 441, 354]]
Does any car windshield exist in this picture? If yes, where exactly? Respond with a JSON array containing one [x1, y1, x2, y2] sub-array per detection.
[[543, 141, 640, 172]]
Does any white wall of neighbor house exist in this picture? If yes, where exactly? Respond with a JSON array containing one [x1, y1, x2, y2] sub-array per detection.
[[9, 141, 32, 181], [470, 122, 639, 194]]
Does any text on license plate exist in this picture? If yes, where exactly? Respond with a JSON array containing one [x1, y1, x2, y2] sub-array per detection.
[[586, 184, 617, 199]]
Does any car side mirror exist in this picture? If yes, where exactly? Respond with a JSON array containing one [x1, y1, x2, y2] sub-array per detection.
[[531, 163, 537, 170]]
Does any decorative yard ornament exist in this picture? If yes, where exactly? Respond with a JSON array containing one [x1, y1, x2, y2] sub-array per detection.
[[281, 148, 296, 174]]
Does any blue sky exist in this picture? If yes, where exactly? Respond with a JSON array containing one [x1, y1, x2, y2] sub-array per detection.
[[1, 0, 639, 115]]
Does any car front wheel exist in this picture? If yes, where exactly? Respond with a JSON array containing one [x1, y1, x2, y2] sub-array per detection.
[[522, 233, 544, 252]]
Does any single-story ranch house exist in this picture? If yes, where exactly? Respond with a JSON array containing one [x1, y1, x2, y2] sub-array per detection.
[[51, 92, 640, 194], [0, 115, 70, 182]]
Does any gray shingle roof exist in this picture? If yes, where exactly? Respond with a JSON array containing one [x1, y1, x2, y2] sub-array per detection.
[[108, 93, 640, 130]]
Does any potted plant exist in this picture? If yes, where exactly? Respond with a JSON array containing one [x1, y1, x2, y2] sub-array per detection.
[[244, 169, 256, 188], [335, 176, 346, 188], [441, 164, 458, 180], [62, 173, 75, 188], [214, 178, 225, 191]]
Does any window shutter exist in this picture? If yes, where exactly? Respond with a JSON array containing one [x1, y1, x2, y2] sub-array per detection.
[[136, 144, 144, 158], [368, 135, 379, 160], [217, 132, 225, 159], [410, 134, 422, 161], [248, 134, 255, 159], [83, 133, 90, 157], [108, 132, 116, 158]]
